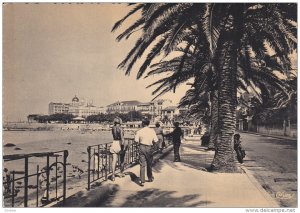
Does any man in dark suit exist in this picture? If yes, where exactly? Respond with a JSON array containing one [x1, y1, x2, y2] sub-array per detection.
[[167, 122, 183, 162]]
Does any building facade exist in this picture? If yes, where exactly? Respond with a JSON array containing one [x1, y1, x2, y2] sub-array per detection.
[[136, 102, 151, 115], [49, 102, 70, 115], [136, 99, 173, 117], [49, 95, 106, 118], [161, 106, 179, 121], [106, 101, 141, 114]]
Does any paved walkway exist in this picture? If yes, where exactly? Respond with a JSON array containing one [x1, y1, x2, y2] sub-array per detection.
[[55, 140, 278, 207]]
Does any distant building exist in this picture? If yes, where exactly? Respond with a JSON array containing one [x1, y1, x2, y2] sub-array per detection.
[[49, 102, 70, 115], [151, 99, 173, 119], [136, 99, 173, 119], [69, 104, 106, 118], [136, 102, 151, 115], [49, 95, 106, 118], [107, 101, 141, 114], [161, 106, 179, 121]]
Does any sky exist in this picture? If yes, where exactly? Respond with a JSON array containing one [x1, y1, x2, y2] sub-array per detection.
[[3, 3, 188, 121]]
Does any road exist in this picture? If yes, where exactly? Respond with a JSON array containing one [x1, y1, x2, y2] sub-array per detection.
[[239, 133, 297, 207]]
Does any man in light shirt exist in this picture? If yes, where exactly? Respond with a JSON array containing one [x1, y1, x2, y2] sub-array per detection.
[[135, 119, 158, 186]]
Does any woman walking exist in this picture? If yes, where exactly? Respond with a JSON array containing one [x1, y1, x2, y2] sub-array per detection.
[[110, 117, 127, 181], [154, 122, 164, 153]]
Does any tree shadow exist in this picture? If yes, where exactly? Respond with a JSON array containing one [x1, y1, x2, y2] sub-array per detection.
[[153, 157, 186, 173], [180, 153, 213, 171], [183, 143, 207, 152], [112, 188, 213, 207], [153, 143, 214, 173], [54, 183, 120, 207]]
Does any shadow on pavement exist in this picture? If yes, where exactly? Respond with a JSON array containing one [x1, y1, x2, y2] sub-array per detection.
[[152, 158, 185, 173], [180, 153, 213, 171], [104, 188, 213, 207], [54, 183, 120, 207], [124, 171, 141, 186], [153, 143, 214, 173]]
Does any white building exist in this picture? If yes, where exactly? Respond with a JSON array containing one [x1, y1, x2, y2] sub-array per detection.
[[136, 99, 173, 119], [49, 102, 70, 115], [107, 101, 141, 114], [161, 106, 179, 121], [49, 95, 106, 118]]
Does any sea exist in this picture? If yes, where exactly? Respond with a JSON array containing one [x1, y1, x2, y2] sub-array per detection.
[[3, 130, 135, 172]]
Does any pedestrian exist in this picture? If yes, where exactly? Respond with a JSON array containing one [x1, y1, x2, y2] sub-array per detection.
[[154, 122, 164, 153], [166, 122, 183, 162], [233, 133, 246, 160], [110, 117, 127, 181], [201, 131, 210, 146], [134, 119, 158, 186]]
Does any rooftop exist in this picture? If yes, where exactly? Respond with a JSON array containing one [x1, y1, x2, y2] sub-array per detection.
[[162, 106, 178, 111], [107, 100, 141, 107]]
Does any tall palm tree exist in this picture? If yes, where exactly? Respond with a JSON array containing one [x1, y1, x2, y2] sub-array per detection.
[[113, 3, 297, 172]]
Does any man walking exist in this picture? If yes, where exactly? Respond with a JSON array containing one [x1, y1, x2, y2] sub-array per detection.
[[135, 119, 158, 186], [167, 122, 183, 162]]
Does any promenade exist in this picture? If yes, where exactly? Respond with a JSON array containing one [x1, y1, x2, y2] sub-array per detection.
[[53, 138, 278, 208]]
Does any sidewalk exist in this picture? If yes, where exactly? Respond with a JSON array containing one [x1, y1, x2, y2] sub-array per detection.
[[54, 140, 278, 207]]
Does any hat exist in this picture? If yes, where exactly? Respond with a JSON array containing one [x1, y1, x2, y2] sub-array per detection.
[[113, 117, 122, 124]]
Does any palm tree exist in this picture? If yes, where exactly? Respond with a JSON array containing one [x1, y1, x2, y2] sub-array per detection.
[[113, 3, 297, 172]]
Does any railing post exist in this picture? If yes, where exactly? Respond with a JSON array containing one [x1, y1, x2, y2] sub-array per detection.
[[24, 156, 28, 207], [101, 145, 104, 178], [131, 141, 134, 163], [63, 150, 68, 203], [46, 154, 50, 202], [105, 144, 108, 181], [97, 145, 100, 179], [12, 171, 15, 207], [93, 148, 95, 181], [55, 156, 58, 199], [36, 165, 39, 207], [87, 146, 91, 190]]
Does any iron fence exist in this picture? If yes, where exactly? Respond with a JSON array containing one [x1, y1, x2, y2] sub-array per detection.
[[3, 150, 68, 207], [87, 136, 173, 190], [87, 138, 139, 190]]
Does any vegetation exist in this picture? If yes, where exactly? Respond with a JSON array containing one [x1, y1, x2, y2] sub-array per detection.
[[27, 114, 75, 123], [29, 111, 148, 124], [113, 3, 297, 172], [86, 111, 147, 123]]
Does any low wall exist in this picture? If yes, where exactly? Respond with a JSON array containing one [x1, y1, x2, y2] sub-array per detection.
[[251, 125, 297, 138]]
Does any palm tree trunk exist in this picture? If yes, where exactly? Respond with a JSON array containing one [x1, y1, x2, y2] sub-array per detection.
[[210, 7, 243, 172], [208, 90, 218, 149], [210, 38, 238, 172]]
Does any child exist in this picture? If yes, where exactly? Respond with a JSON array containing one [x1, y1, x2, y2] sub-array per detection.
[[233, 134, 246, 158]]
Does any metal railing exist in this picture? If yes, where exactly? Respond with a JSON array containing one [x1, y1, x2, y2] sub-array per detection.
[[87, 138, 139, 190], [3, 150, 68, 207], [87, 137, 173, 190]]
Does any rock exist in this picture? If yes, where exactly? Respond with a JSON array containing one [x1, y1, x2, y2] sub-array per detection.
[[67, 142, 72, 145], [14, 147, 22, 150], [4, 143, 16, 147]]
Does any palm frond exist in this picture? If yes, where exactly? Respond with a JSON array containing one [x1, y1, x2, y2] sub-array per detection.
[[111, 4, 144, 32]]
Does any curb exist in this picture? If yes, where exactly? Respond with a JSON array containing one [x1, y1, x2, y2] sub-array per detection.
[[239, 131, 297, 142], [240, 165, 279, 207]]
